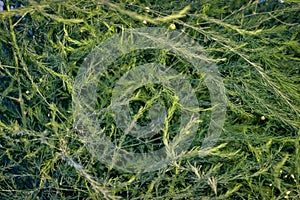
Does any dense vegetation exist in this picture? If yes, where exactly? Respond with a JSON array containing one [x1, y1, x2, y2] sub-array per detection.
[[0, 0, 299, 199]]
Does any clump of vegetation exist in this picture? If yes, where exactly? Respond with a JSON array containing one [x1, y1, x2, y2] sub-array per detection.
[[0, 0, 299, 199]]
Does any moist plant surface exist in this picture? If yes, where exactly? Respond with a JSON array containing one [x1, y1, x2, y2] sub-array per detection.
[[0, 0, 299, 199]]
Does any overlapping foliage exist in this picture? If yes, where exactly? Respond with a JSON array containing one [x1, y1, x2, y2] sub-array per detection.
[[0, 0, 299, 199]]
